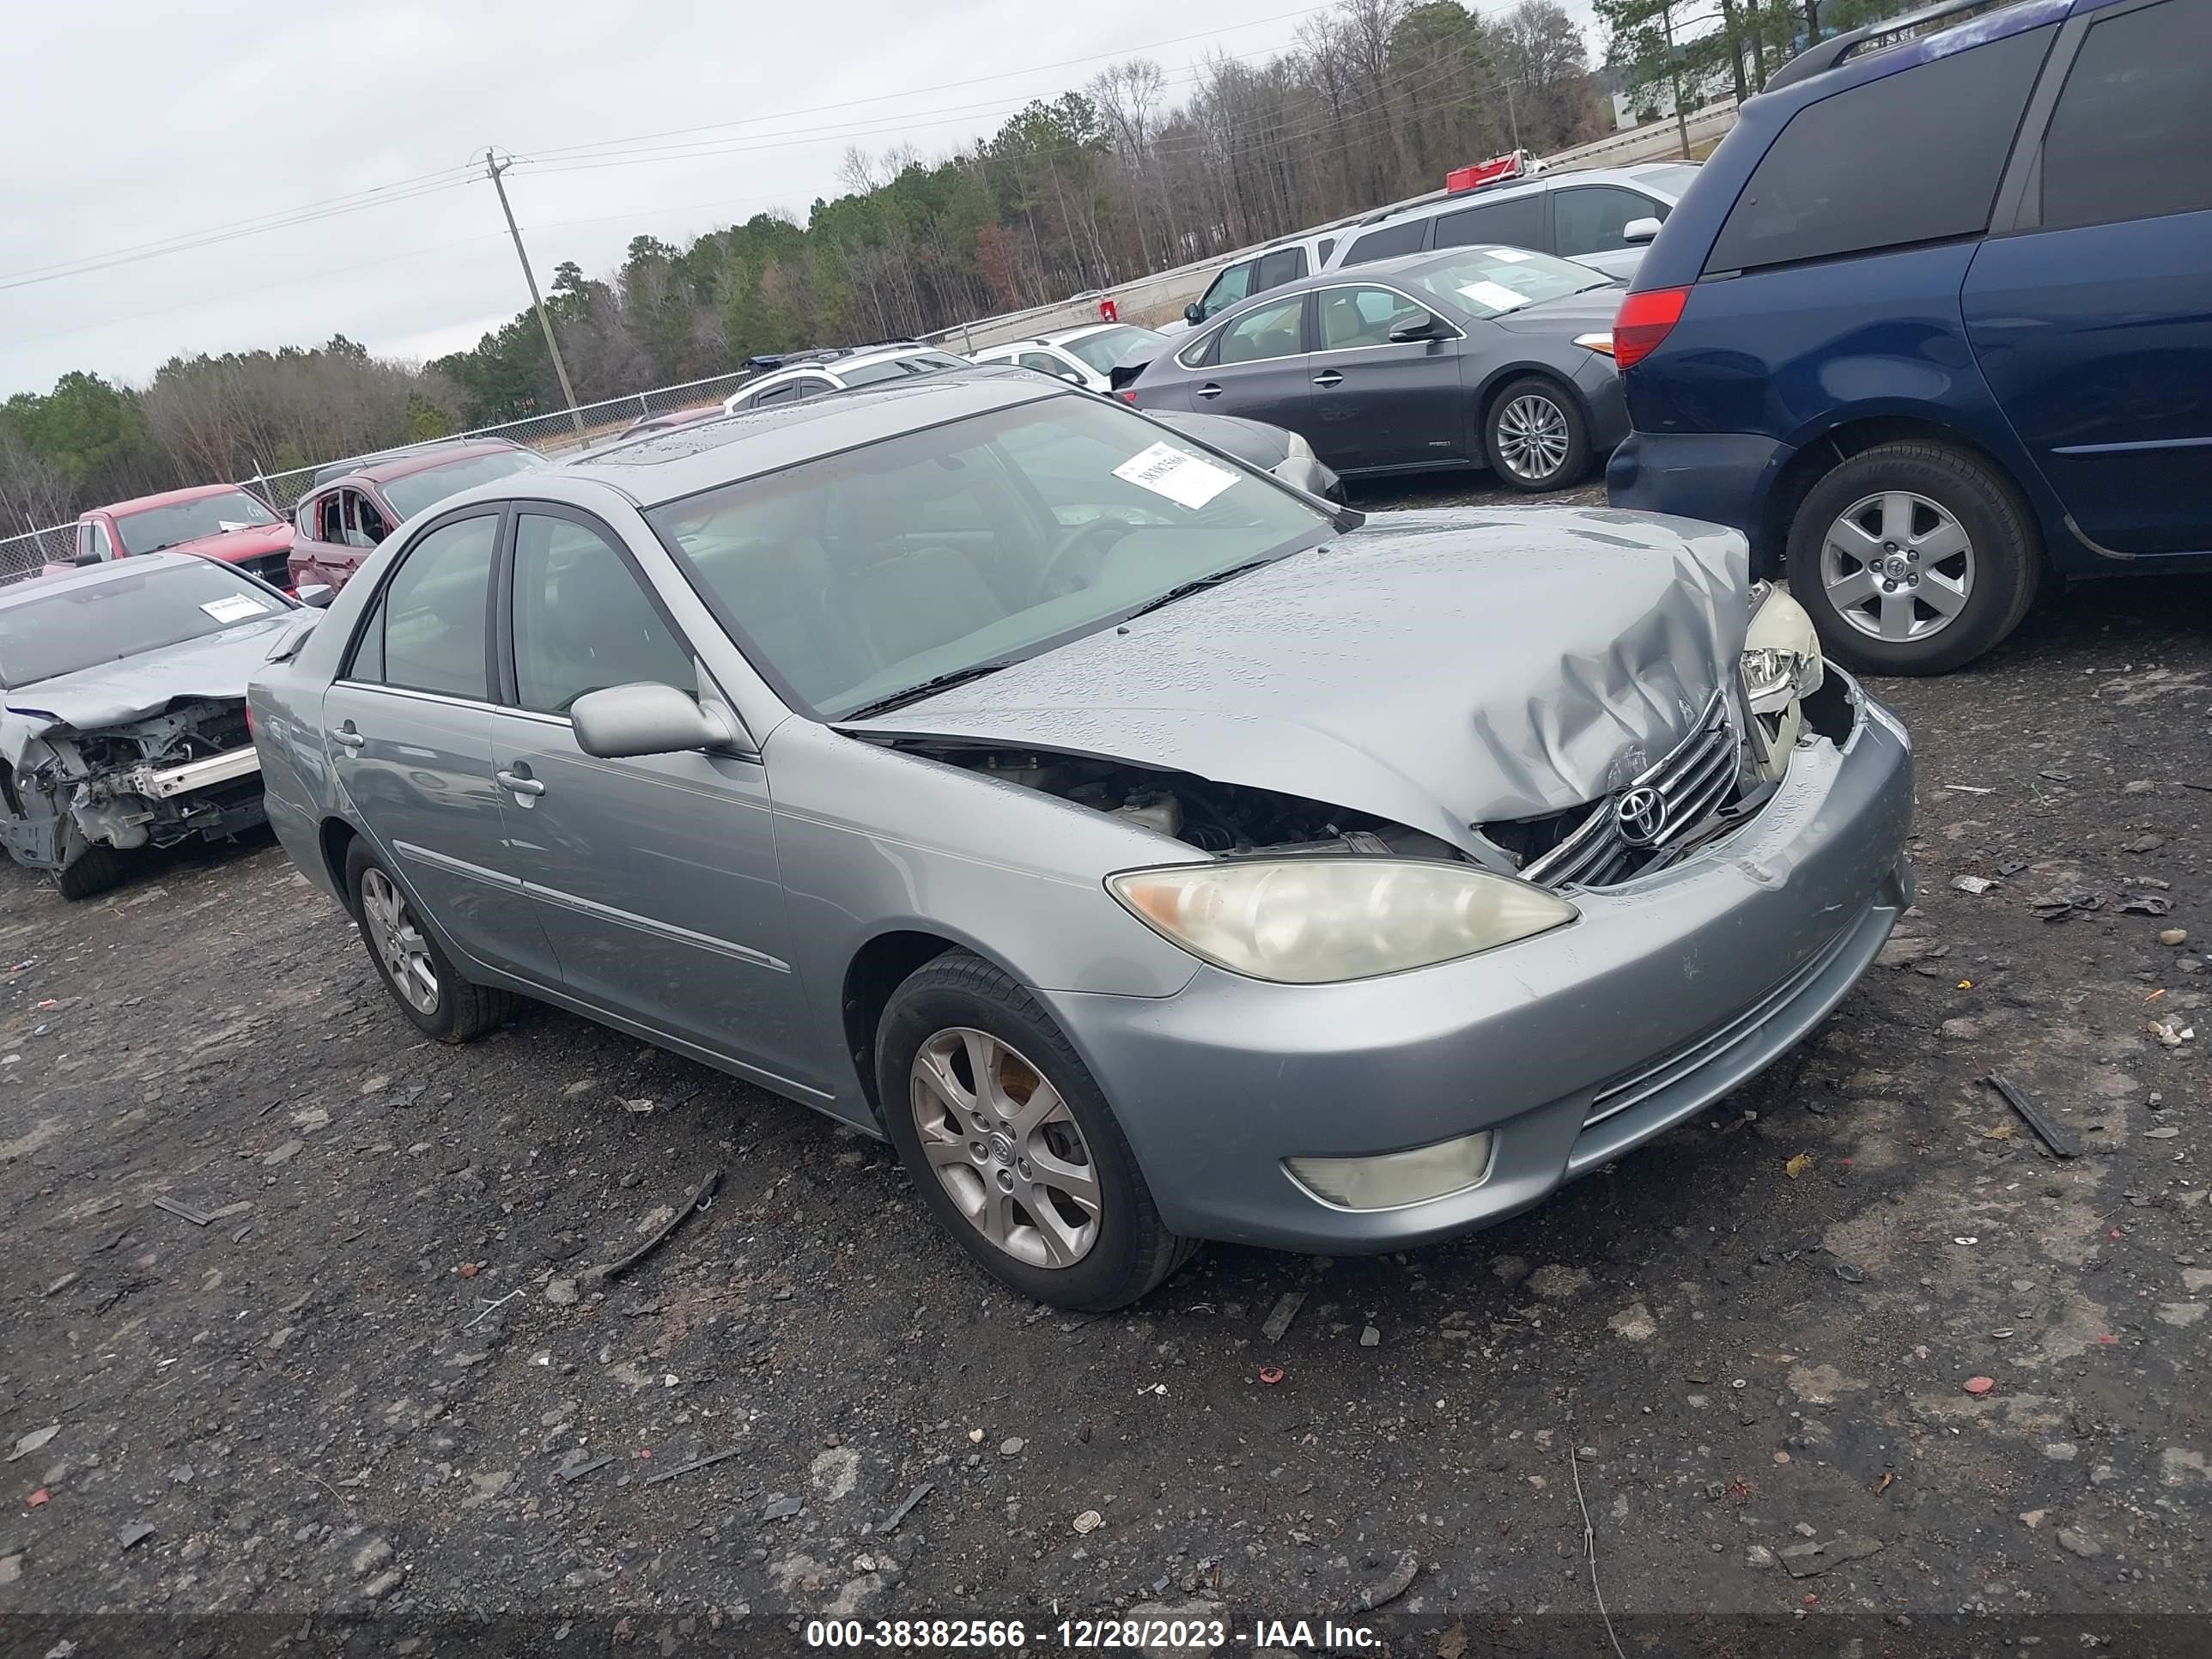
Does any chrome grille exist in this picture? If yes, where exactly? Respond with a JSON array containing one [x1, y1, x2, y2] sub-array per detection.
[[1521, 691, 1741, 890]]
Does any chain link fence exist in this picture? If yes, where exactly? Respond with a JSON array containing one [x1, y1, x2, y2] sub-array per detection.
[[0, 366, 767, 585]]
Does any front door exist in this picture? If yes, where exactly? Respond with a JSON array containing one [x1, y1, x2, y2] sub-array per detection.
[[1193, 293, 1314, 432], [488, 506, 820, 1094], [323, 507, 559, 984], [1306, 284, 1470, 471], [1963, 0, 2212, 556]]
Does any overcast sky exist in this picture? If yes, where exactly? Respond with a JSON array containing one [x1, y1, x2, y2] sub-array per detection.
[[0, 0, 1595, 399]]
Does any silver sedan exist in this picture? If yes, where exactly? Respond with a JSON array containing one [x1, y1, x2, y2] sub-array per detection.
[[252, 370, 1912, 1310]]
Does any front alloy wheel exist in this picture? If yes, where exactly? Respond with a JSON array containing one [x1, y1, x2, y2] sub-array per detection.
[[1818, 490, 1975, 645], [1485, 374, 1590, 492], [910, 1027, 1101, 1269], [875, 950, 1194, 1310]]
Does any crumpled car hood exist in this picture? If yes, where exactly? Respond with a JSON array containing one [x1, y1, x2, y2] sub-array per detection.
[[3, 613, 297, 738], [845, 506, 1748, 841]]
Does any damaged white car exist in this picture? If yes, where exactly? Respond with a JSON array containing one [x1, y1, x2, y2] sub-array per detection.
[[0, 553, 308, 898]]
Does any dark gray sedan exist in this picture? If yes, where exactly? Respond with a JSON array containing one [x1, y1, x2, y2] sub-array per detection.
[[1129, 245, 1627, 491]]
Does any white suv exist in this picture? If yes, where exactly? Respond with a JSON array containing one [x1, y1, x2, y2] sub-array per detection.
[[1322, 163, 1703, 281], [720, 343, 971, 412]]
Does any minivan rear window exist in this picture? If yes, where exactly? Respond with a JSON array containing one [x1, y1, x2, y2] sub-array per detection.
[[1705, 22, 2057, 274]]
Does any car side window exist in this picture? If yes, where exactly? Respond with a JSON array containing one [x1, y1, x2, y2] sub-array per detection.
[[339, 489, 381, 549], [1316, 286, 1431, 351], [1433, 193, 1546, 252], [1218, 296, 1308, 365], [1706, 23, 2057, 273], [1553, 186, 1665, 258], [315, 492, 345, 544], [1018, 351, 1069, 378], [1200, 261, 1254, 319], [1253, 247, 1304, 291], [345, 513, 497, 699], [91, 522, 114, 560], [2039, 1, 2209, 233], [509, 513, 695, 716], [75, 523, 94, 561], [1341, 220, 1427, 265]]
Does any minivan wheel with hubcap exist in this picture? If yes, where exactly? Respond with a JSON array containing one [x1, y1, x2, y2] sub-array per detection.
[[1485, 375, 1589, 491], [343, 837, 519, 1043], [877, 951, 1194, 1310], [1787, 440, 2039, 676]]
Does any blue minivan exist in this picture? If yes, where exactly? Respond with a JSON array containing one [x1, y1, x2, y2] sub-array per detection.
[[1605, 0, 2210, 672]]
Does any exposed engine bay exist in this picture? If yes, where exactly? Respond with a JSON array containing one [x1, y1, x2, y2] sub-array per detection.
[[878, 667, 1858, 891], [0, 696, 264, 889]]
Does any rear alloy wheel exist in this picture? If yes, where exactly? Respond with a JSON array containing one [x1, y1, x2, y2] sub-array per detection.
[[1485, 375, 1589, 491], [343, 838, 519, 1042], [1787, 441, 2039, 676], [877, 951, 1194, 1310]]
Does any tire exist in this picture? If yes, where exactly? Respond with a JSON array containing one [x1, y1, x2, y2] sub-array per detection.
[[1484, 375, 1591, 492], [1785, 441, 2040, 676], [875, 951, 1195, 1311], [343, 838, 519, 1043], [55, 842, 125, 901]]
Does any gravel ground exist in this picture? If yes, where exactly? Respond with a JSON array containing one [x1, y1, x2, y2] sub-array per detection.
[[3, 476, 2209, 1652]]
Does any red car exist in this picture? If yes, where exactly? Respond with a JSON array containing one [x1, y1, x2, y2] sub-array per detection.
[[289, 441, 544, 593], [68, 484, 295, 589]]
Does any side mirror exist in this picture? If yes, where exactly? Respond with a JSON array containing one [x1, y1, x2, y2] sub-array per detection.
[[571, 682, 745, 760], [1059, 368, 1085, 384], [1622, 216, 1662, 246], [295, 583, 335, 609], [74, 550, 103, 567], [1183, 301, 1205, 325], [1387, 314, 1443, 343]]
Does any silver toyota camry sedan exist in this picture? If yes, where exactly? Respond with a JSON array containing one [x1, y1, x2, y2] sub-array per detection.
[[251, 370, 1913, 1310]]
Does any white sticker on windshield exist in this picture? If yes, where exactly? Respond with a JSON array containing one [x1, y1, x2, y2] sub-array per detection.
[[1457, 280, 1529, 312], [1486, 247, 1534, 263], [201, 594, 271, 624], [1112, 441, 1237, 511]]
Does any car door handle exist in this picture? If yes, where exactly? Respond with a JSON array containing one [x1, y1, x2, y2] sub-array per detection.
[[1312, 370, 1344, 388], [495, 769, 546, 798], [1195, 382, 1223, 399], [331, 723, 364, 750]]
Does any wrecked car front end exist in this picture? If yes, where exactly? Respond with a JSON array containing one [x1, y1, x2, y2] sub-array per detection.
[[813, 507, 1913, 1252], [1, 698, 265, 875]]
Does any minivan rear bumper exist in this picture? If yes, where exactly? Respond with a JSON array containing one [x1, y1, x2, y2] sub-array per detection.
[[1606, 429, 1792, 556]]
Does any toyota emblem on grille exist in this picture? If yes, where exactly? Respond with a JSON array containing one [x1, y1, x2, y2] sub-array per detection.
[[1615, 786, 1668, 847]]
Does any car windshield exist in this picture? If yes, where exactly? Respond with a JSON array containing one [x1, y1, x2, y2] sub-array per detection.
[[380, 451, 544, 520], [112, 490, 279, 555], [646, 395, 1335, 720], [0, 562, 285, 688], [1401, 246, 1613, 317], [1061, 326, 1167, 373], [1632, 165, 1700, 199], [838, 352, 969, 387]]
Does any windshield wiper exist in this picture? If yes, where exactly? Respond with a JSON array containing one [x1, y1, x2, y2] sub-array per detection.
[[1121, 560, 1273, 622], [839, 658, 1023, 720]]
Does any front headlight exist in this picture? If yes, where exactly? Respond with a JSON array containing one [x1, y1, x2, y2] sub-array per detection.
[[1741, 584, 1824, 716], [1108, 857, 1576, 984]]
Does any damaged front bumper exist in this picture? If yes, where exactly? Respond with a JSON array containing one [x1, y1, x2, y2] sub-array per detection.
[[1, 704, 266, 872], [1047, 669, 1914, 1252]]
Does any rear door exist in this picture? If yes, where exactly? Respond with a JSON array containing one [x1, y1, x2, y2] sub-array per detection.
[[1187, 294, 1315, 431], [321, 506, 560, 984], [1963, 0, 2212, 555], [1307, 284, 1470, 471], [291, 489, 368, 591]]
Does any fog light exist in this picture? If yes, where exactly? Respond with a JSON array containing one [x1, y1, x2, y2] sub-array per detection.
[[1285, 1131, 1494, 1211]]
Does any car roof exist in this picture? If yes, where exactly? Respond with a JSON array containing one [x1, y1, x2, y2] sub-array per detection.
[[0, 549, 212, 611], [327, 440, 533, 489], [89, 482, 252, 518], [535, 369, 1062, 508], [1340, 162, 1699, 241]]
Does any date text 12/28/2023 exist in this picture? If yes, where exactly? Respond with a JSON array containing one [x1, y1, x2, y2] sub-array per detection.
[[803, 1616, 1383, 1649]]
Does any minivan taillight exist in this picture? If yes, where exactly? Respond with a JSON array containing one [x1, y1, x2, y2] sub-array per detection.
[[1613, 286, 1689, 370]]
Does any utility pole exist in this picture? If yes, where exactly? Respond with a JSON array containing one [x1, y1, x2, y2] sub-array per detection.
[[484, 149, 586, 447], [1660, 3, 1692, 160], [1504, 76, 1523, 153]]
